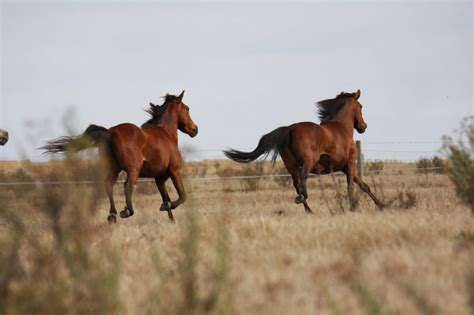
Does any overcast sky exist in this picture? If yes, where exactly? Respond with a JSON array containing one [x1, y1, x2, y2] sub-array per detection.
[[1, 1, 472, 161]]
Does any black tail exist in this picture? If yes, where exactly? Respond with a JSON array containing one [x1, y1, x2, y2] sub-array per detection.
[[223, 126, 290, 164], [40, 124, 111, 155]]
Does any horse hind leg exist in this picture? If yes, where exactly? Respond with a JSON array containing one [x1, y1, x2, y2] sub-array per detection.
[[120, 170, 138, 218], [289, 165, 313, 213], [105, 171, 120, 224], [298, 164, 313, 213], [282, 149, 313, 214]]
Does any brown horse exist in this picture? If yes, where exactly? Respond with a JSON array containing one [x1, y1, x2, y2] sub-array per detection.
[[41, 91, 198, 223], [224, 89, 384, 213]]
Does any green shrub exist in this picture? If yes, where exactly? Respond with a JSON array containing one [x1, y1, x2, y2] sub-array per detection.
[[442, 116, 474, 213]]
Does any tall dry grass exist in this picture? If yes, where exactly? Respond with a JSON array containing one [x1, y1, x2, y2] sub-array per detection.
[[0, 157, 473, 315]]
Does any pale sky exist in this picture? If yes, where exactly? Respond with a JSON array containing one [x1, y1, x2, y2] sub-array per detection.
[[1, 1, 472, 161]]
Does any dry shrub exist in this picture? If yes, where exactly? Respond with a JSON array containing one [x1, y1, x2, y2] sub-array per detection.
[[183, 161, 209, 178], [443, 116, 474, 213], [217, 161, 264, 192], [365, 160, 384, 175], [272, 162, 292, 188], [240, 162, 264, 192], [416, 156, 446, 174], [0, 167, 35, 197], [0, 160, 121, 315], [431, 156, 446, 174], [394, 187, 417, 209]]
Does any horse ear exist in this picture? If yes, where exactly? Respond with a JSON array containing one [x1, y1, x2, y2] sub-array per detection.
[[178, 90, 185, 101], [354, 89, 361, 100]]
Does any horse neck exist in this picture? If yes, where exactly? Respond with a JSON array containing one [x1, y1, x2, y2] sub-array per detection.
[[158, 110, 179, 142], [333, 105, 355, 136]]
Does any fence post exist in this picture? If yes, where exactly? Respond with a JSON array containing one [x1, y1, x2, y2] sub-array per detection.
[[356, 140, 363, 178]]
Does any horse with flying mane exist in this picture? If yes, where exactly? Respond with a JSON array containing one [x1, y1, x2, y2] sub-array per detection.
[[41, 91, 198, 223], [224, 89, 384, 213]]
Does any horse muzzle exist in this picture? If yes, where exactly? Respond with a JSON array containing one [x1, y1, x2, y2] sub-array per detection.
[[189, 126, 198, 138], [356, 124, 367, 134]]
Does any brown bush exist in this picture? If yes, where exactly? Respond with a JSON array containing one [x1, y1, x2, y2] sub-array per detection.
[[365, 160, 384, 175]]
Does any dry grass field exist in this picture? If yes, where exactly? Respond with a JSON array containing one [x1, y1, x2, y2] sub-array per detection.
[[1, 159, 473, 315]]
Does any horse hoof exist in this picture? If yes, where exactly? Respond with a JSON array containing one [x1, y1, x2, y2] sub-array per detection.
[[107, 214, 117, 224], [160, 202, 172, 211], [305, 208, 314, 214], [120, 208, 134, 218], [295, 195, 305, 204]]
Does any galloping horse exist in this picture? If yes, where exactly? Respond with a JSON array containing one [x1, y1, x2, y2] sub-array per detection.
[[0, 129, 8, 146], [224, 89, 384, 213], [41, 91, 198, 223]]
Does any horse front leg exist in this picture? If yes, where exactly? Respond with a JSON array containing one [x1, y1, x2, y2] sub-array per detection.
[[155, 178, 175, 222], [170, 171, 187, 210]]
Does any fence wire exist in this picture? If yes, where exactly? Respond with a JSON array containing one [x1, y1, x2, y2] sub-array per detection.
[[0, 166, 446, 186]]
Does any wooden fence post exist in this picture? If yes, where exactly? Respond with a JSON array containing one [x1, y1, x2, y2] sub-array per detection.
[[356, 140, 363, 178]]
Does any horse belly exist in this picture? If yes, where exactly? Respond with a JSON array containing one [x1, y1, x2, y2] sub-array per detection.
[[312, 155, 344, 174]]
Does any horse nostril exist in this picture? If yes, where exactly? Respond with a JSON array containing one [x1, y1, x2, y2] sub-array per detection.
[[194, 126, 198, 135]]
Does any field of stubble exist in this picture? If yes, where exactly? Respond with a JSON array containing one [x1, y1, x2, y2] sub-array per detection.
[[0, 160, 473, 315]]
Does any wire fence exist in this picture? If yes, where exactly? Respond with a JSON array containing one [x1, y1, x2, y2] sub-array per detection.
[[0, 166, 445, 187], [0, 141, 447, 186]]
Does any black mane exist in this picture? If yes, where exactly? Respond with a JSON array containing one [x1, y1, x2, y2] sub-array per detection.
[[316, 91, 355, 123], [142, 94, 180, 127]]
